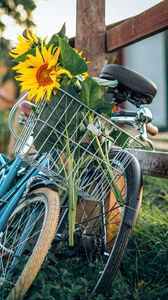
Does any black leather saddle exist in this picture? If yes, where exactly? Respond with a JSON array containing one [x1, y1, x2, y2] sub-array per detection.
[[100, 64, 157, 105]]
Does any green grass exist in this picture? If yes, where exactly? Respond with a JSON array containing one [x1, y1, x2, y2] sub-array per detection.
[[25, 176, 168, 300], [152, 138, 168, 142]]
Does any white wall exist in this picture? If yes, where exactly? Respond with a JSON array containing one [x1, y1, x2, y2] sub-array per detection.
[[124, 32, 167, 127]]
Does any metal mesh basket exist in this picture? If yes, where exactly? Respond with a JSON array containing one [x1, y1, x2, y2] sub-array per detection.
[[13, 87, 144, 196]]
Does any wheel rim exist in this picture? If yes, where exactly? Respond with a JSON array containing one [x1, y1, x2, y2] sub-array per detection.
[[0, 198, 47, 298]]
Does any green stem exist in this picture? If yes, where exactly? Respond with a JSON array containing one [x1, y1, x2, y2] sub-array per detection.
[[65, 129, 77, 246], [59, 154, 67, 178], [87, 113, 123, 204], [67, 156, 77, 246], [95, 136, 124, 204]]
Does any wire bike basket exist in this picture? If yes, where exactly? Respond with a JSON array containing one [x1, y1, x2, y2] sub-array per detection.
[[13, 87, 145, 198]]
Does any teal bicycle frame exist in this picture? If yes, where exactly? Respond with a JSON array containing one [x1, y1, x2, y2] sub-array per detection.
[[0, 143, 58, 239], [0, 155, 39, 232]]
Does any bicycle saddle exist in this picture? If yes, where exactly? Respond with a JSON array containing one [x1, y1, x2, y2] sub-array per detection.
[[100, 64, 157, 105]]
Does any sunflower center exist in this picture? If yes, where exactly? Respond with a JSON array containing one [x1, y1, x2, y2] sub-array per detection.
[[36, 63, 54, 86]]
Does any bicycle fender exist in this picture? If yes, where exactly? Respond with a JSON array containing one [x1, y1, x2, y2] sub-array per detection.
[[122, 153, 143, 227], [123, 196, 142, 227], [26, 175, 59, 194]]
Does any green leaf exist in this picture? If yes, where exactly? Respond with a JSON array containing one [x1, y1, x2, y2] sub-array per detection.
[[47, 23, 68, 48], [79, 77, 102, 108], [59, 39, 88, 75], [95, 98, 114, 115], [47, 34, 60, 49], [57, 23, 66, 39], [33, 82, 82, 153], [110, 128, 130, 147], [79, 77, 114, 115], [33, 107, 58, 153], [79, 77, 101, 109]]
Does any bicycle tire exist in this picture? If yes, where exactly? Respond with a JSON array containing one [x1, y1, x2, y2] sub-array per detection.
[[54, 150, 142, 295], [93, 150, 143, 294], [0, 187, 60, 300]]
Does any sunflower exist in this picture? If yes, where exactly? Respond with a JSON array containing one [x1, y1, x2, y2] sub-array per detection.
[[14, 44, 72, 102], [9, 30, 38, 59], [74, 48, 89, 79]]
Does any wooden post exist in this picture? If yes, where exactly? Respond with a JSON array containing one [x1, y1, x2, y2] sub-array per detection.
[[75, 0, 105, 76]]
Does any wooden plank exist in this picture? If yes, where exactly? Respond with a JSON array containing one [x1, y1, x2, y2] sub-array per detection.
[[75, 0, 105, 76], [128, 149, 168, 179], [106, 0, 168, 52]]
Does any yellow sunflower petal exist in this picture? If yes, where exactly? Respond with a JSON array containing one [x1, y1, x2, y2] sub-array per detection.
[[26, 54, 42, 67], [56, 68, 72, 78], [48, 59, 57, 69], [46, 87, 52, 100], [41, 44, 53, 63], [13, 43, 67, 102], [9, 33, 37, 59], [26, 30, 38, 44], [54, 47, 61, 64], [36, 46, 44, 64]]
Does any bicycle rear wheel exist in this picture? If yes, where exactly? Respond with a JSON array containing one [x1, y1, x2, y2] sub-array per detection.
[[54, 150, 142, 295], [0, 187, 60, 300]]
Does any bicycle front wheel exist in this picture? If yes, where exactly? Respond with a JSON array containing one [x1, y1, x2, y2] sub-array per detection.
[[54, 150, 142, 295], [0, 187, 60, 300]]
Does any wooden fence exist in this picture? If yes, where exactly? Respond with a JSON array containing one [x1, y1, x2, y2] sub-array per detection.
[[75, 0, 168, 178]]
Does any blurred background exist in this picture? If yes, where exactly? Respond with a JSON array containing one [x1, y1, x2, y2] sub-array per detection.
[[1, 3, 168, 300]]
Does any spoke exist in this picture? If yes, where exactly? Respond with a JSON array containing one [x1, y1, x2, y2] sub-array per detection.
[[5, 202, 43, 243], [0, 202, 45, 286], [1, 208, 45, 277], [67, 160, 127, 265], [7, 206, 44, 248], [0, 277, 15, 287]]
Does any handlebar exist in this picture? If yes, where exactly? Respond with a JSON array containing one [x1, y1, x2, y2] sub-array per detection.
[[115, 110, 137, 117], [112, 107, 158, 136], [111, 107, 158, 150], [146, 123, 158, 136]]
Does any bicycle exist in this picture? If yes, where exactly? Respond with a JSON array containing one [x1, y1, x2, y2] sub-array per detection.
[[0, 94, 60, 299], [0, 64, 158, 299]]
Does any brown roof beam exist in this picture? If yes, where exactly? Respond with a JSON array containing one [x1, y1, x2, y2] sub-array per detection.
[[106, 0, 168, 52]]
